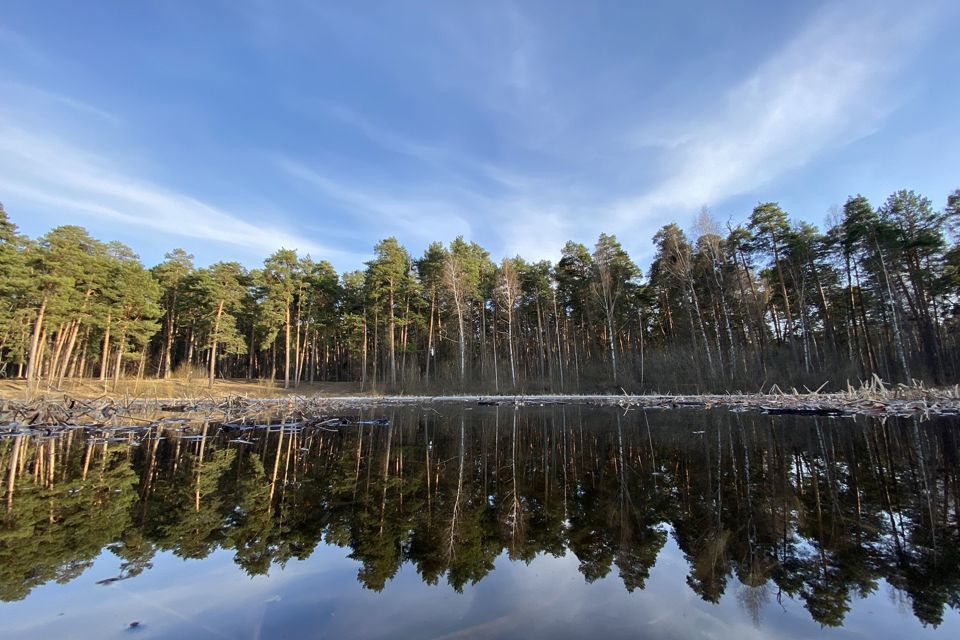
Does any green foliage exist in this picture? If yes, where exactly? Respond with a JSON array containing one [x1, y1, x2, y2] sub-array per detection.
[[3, 186, 960, 391]]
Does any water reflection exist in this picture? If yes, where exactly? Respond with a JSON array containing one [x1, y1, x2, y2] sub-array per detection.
[[2, 405, 959, 632]]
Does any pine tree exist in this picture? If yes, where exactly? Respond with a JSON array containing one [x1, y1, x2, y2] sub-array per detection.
[[591, 233, 638, 384], [261, 249, 301, 388], [0, 205, 33, 376], [191, 262, 248, 388], [366, 238, 414, 388], [151, 249, 194, 378]]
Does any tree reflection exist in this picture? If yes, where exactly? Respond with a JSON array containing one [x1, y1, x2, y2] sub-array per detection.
[[2, 406, 960, 628]]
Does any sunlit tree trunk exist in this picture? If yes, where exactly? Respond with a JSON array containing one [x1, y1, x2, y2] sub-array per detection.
[[46, 323, 65, 384], [425, 290, 435, 385], [112, 334, 125, 390], [25, 297, 47, 386], [388, 285, 396, 387], [208, 299, 224, 389], [284, 302, 291, 389], [446, 258, 467, 384], [99, 313, 111, 383], [57, 318, 81, 387]]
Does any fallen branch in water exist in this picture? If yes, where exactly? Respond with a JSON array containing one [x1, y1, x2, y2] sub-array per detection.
[[1, 376, 958, 433]]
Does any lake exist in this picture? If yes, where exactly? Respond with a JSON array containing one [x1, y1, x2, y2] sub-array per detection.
[[2, 403, 959, 639]]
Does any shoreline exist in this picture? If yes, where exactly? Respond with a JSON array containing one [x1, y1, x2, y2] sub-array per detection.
[[3, 385, 960, 429]]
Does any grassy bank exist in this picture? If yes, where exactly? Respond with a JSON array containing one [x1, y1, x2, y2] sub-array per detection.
[[0, 377, 365, 401]]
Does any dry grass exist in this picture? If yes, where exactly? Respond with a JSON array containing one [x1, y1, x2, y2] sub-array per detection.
[[0, 377, 364, 401]]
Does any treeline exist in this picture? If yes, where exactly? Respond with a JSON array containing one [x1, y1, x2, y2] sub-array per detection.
[[1, 187, 959, 393]]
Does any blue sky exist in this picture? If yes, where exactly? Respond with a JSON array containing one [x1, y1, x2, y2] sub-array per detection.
[[0, 0, 958, 272]]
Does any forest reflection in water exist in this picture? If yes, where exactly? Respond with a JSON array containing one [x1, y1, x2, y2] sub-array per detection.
[[2, 404, 960, 637]]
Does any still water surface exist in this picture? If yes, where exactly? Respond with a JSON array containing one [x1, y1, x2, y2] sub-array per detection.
[[2, 404, 959, 638]]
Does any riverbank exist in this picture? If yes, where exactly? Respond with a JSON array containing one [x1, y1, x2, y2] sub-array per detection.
[[2, 377, 959, 429]]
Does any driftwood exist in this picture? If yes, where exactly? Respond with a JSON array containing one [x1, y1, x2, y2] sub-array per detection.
[[760, 406, 845, 417], [2, 378, 958, 433]]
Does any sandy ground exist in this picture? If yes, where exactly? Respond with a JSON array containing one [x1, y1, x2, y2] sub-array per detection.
[[0, 377, 365, 400]]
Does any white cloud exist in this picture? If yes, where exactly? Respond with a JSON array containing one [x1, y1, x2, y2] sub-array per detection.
[[282, 0, 944, 265], [609, 0, 938, 225], [1, 0, 946, 272], [277, 153, 582, 265], [0, 125, 337, 259], [493, 200, 575, 262]]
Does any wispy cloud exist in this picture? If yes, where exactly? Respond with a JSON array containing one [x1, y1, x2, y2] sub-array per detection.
[[609, 1, 940, 224], [311, 102, 537, 192], [275, 155, 475, 243], [1, 0, 949, 273], [285, 0, 946, 264], [0, 81, 121, 124], [0, 125, 335, 259], [276, 151, 584, 264]]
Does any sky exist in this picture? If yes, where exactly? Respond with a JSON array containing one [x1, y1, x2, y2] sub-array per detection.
[[6, 538, 956, 638], [0, 0, 958, 272]]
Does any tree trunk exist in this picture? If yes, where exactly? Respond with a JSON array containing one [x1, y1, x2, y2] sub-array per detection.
[[113, 335, 124, 390], [553, 290, 564, 391], [248, 325, 255, 379], [771, 233, 794, 337], [296, 326, 310, 386], [186, 325, 195, 371], [400, 294, 410, 385], [56, 319, 81, 387], [163, 300, 177, 378], [294, 295, 303, 386], [491, 300, 499, 392], [425, 291, 435, 385], [876, 239, 910, 381], [209, 299, 224, 389], [66, 327, 88, 380], [536, 300, 546, 383], [46, 323, 66, 384], [284, 301, 291, 389], [361, 312, 368, 392], [689, 283, 714, 374], [607, 313, 617, 384], [507, 303, 516, 389], [25, 297, 47, 385], [99, 314, 112, 383], [455, 298, 465, 383], [388, 286, 396, 387]]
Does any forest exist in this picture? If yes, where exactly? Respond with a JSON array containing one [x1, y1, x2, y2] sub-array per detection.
[[2, 187, 960, 394]]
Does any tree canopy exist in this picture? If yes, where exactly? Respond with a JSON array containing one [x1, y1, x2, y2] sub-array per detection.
[[3, 186, 960, 393]]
